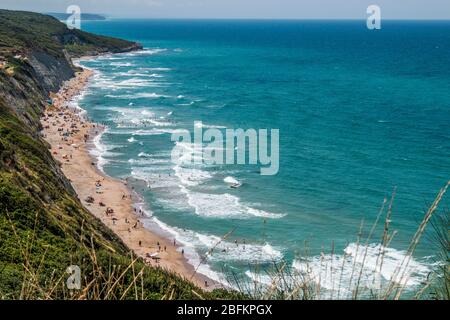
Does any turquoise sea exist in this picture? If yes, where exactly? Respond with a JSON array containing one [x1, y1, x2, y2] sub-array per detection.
[[76, 20, 450, 292]]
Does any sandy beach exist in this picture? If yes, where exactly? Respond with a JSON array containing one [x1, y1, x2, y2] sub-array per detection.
[[40, 68, 219, 291]]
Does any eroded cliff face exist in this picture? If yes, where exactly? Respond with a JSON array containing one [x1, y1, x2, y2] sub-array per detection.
[[27, 50, 75, 94], [0, 51, 75, 201], [0, 51, 73, 132]]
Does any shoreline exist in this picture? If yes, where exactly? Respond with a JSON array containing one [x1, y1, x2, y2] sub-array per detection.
[[41, 67, 221, 291]]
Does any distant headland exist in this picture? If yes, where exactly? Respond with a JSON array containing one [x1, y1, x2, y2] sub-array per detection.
[[46, 12, 107, 21]]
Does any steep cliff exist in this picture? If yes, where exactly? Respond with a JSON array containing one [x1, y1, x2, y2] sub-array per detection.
[[0, 9, 141, 128], [0, 10, 233, 299]]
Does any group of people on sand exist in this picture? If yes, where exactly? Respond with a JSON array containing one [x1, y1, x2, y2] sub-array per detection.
[[143, 239, 178, 265], [41, 96, 93, 170], [133, 207, 147, 218]]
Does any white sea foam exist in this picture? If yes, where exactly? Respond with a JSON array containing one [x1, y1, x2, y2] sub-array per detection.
[[174, 166, 213, 187], [88, 127, 124, 172], [117, 71, 163, 78], [138, 152, 152, 158], [108, 107, 175, 129], [124, 48, 167, 56], [172, 142, 204, 166], [131, 168, 180, 190], [177, 101, 195, 106], [64, 89, 88, 118], [90, 129, 109, 172], [110, 62, 136, 67], [169, 140, 282, 219], [105, 93, 168, 99], [90, 71, 164, 90], [128, 158, 168, 165], [179, 186, 285, 219], [131, 128, 187, 136], [290, 243, 434, 298], [108, 107, 153, 117], [147, 119, 174, 127], [91, 131, 107, 169], [224, 176, 240, 185], [194, 122, 226, 129], [117, 78, 155, 86], [89, 73, 120, 90], [107, 107, 161, 128], [139, 67, 171, 71], [101, 56, 124, 61], [93, 54, 124, 61]]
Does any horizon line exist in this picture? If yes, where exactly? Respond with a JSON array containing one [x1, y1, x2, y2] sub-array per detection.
[[45, 15, 450, 22], [1, 9, 448, 21]]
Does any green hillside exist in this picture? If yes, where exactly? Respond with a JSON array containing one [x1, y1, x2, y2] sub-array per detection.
[[0, 10, 138, 58]]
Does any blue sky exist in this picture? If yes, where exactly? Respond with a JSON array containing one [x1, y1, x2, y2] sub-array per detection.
[[1, 0, 449, 19]]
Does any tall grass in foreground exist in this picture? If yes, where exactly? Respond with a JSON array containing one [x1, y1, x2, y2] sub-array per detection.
[[426, 209, 449, 300], [0, 210, 236, 300], [222, 182, 450, 300]]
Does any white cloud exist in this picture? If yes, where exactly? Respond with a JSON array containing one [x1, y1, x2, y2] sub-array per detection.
[[0, 0, 449, 19]]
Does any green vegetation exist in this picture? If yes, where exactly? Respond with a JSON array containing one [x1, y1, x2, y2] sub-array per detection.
[[0, 9, 140, 59], [428, 210, 449, 300]]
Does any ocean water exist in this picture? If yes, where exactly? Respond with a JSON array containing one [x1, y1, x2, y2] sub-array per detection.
[[76, 20, 450, 292]]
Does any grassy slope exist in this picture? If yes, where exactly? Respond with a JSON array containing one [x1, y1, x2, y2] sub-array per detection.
[[0, 10, 236, 299], [0, 10, 139, 58]]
